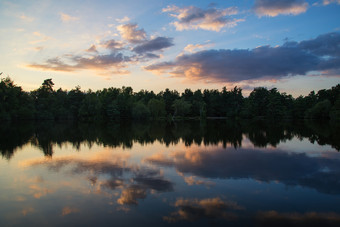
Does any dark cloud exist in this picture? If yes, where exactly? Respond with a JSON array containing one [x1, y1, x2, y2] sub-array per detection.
[[86, 45, 98, 53], [146, 147, 340, 195], [74, 53, 129, 68], [101, 39, 124, 51], [28, 52, 130, 74], [253, 0, 308, 17], [298, 32, 340, 57], [256, 211, 340, 227], [145, 32, 340, 83], [134, 175, 174, 192], [142, 53, 160, 59], [132, 37, 174, 54]]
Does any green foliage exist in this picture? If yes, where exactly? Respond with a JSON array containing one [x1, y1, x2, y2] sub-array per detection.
[[132, 102, 150, 120], [0, 77, 34, 120], [248, 87, 270, 117], [67, 86, 84, 119], [148, 98, 166, 119], [106, 101, 120, 120], [78, 91, 102, 121], [1, 76, 339, 122], [172, 99, 191, 117], [330, 96, 340, 120], [305, 99, 331, 119], [160, 88, 180, 115]]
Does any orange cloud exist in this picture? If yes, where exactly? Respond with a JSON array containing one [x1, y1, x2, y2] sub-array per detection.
[[29, 184, 54, 199], [183, 43, 213, 53], [164, 197, 243, 222], [22, 151, 173, 207], [116, 23, 146, 43], [253, 0, 308, 17], [19, 14, 34, 22], [163, 5, 242, 32], [116, 16, 130, 23], [323, 0, 340, 5], [183, 176, 215, 187], [21, 207, 35, 216], [61, 206, 79, 216], [60, 13, 79, 22], [117, 186, 147, 205]]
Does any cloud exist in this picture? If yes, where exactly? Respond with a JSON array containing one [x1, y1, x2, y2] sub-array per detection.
[[34, 46, 44, 51], [134, 171, 174, 191], [24, 21, 176, 76], [60, 13, 79, 22], [132, 37, 174, 54], [24, 153, 173, 206], [21, 207, 35, 216], [253, 0, 308, 17], [101, 39, 124, 51], [30, 32, 52, 44], [141, 53, 160, 59], [27, 22, 175, 75], [163, 5, 242, 31], [29, 184, 54, 199], [116, 16, 130, 23], [146, 146, 340, 195], [298, 32, 340, 57], [323, 0, 340, 5], [27, 53, 130, 74], [184, 43, 213, 53], [164, 197, 243, 222], [183, 176, 215, 187], [117, 186, 147, 205], [145, 32, 340, 83], [86, 45, 98, 53], [117, 23, 147, 43], [19, 14, 34, 22], [61, 206, 79, 216], [256, 211, 340, 226]]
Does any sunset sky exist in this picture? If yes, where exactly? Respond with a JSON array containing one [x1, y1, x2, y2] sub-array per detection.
[[1, 0, 339, 96]]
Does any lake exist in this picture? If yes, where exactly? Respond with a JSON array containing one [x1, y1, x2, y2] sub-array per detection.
[[1, 120, 340, 226]]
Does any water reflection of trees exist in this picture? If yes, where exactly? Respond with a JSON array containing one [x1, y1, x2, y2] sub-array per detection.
[[1, 120, 339, 159]]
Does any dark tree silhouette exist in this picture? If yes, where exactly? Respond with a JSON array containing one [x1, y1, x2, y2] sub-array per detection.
[[0, 76, 339, 121]]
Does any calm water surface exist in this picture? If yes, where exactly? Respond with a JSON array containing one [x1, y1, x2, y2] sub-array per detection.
[[1, 120, 340, 226]]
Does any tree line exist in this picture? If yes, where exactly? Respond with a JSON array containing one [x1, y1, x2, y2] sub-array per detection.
[[1, 77, 339, 121]]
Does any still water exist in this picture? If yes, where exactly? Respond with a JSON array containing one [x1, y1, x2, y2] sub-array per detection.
[[0, 120, 340, 226]]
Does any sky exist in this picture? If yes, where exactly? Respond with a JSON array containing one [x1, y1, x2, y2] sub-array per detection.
[[0, 0, 340, 96]]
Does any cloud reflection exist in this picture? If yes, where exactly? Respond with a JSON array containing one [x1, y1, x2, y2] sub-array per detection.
[[164, 197, 243, 222], [146, 147, 340, 194], [256, 211, 340, 226], [23, 152, 173, 206], [61, 206, 79, 216]]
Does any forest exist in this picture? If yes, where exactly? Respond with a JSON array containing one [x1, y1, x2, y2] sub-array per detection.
[[0, 77, 339, 121]]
